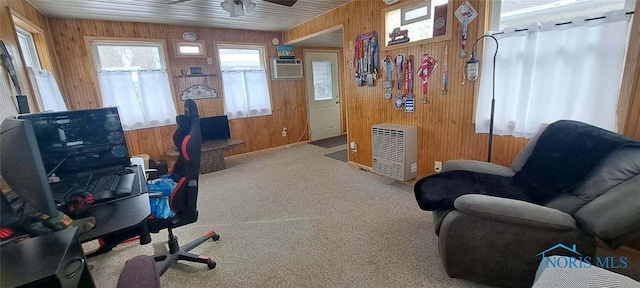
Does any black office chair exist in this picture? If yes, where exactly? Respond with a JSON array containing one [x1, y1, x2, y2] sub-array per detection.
[[147, 99, 219, 276]]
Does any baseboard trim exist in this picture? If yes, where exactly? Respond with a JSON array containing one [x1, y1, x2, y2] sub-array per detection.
[[347, 161, 415, 187], [225, 141, 310, 160]]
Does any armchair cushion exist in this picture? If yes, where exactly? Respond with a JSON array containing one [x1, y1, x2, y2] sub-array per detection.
[[571, 146, 640, 202], [575, 174, 640, 248], [454, 194, 576, 232]]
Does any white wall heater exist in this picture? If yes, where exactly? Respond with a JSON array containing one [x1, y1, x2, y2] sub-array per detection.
[[372, 123, 417, 181]]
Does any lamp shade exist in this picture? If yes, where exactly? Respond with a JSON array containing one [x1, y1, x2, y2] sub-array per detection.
[[245, 2, 256, 12], [231, 1, 245, 17], [221, 0, 232, 12], [466, 58, 479, 81], [242, 0, 256, 12]]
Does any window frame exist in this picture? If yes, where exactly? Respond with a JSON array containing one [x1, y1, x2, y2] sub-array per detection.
[[173, 39, 207, 58], [381, 0, 452, 51], [90, 40, 168, 71], [85, 37, 175, 110], [215, 43, 273, 119], [15, 26, 42, 70], [489, 0, 636, 30]]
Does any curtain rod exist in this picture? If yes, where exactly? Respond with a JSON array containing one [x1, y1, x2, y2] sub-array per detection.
[[492, 11, 634, 35]]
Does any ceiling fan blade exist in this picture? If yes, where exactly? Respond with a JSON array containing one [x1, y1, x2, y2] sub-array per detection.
[[263, 0, 297, 7], [168, 0, 191, 4]]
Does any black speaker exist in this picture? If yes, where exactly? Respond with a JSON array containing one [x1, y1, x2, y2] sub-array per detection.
[[16, 95, 29, 114]]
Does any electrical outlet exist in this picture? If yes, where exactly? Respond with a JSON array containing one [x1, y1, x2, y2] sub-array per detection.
[[282, 127, 287, 137], [434, 161, 443, 173]]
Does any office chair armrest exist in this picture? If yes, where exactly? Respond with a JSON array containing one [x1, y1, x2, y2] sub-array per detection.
[[148, 192, 164, 198], [145, 169, 159, 180]]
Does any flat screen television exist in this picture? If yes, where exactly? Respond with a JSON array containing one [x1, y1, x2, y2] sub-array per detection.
[[200, 115, 231, 143], [18, 107, 130, 176]]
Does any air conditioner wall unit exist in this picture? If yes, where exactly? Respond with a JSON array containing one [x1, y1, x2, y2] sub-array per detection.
[[270, 58, 303, 80], [372, 123, 417, 181]]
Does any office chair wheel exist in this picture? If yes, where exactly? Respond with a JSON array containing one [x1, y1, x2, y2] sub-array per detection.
[[207, 260, 217, 269], [212, 234, 220, 241]]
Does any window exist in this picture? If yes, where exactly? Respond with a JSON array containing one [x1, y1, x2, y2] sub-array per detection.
[[384, 0, 449, 48], [217, 45, 272, 119], [91, 41, 177, 131], [491, 0, 633, 30], [311, 61, 333, 101], [476, 0, 636, 138], [174, 40, 206, 57], [402, 3, 431, 25], [15, 27, 41, 69], [16, 26, 67, 112]]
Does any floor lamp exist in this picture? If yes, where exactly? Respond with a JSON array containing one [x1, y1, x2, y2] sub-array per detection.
[[466, 35, 498, 163]]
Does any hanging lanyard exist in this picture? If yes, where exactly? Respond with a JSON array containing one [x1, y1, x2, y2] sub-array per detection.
[[384, 57, 393, 81], [395, 54, 404, 94], [443, 45, 449, 95], [407, 56, 414, 98], [461, 7, 469, 58]]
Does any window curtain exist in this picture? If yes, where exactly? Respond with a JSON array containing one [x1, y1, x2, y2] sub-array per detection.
[[27, 67, 67, 112], [476, 10, 632, 138], [221, 70, 272, 119], [98, 70, 176, 131], [137, 70, 177, 127]]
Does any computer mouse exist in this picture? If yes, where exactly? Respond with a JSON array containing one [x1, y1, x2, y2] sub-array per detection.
[[63, 189, 94, 215]]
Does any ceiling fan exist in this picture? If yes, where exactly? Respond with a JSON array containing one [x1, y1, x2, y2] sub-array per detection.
[[168, 0, 298, 8]]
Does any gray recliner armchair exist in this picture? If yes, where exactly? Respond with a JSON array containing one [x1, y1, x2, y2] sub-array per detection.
[[433, 127, 640, 287]]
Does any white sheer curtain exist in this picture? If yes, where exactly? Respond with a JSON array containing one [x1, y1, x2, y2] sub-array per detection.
[[27, 67, 67, 112], [99, 71, 145, 130], [476, 10, 632, 138], [98, 70, 176, 131], [138, 70, 177, 127], [222, 70, 272, 119]]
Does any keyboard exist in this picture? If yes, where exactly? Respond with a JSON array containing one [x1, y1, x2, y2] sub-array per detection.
[[86, 172, 137, 204], [87, 175, 120, 194]]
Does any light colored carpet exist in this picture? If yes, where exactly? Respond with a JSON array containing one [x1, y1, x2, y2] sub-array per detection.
[[85, 144, 486, 287]]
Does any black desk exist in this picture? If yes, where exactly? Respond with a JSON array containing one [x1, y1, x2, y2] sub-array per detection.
[[1, 227, 95, 288], [76, 164, 149, 241], [77, 165, 151, 254]]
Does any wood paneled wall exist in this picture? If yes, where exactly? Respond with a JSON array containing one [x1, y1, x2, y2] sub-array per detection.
[[0, 0, 49, 117], [285, 0, 528, 177], [47, 19, 309, 162], [623, 4, 640, 139], [285, 0, 640, 179]]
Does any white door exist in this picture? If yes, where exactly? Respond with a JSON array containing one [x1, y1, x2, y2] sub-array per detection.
[[305, 52, 341, 141]]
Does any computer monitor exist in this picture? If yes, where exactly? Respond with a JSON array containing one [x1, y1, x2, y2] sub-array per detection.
[[0, 117, 59, 217], [19, 107, 130, 176], [200, 115, 231, 143]]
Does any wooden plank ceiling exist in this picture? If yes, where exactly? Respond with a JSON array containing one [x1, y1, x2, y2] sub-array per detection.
[[26, 0, 352, 32]]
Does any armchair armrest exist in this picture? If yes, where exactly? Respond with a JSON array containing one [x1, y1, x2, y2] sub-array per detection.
[[443, 160, 515, 177], [454, 194, 576, 231]]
